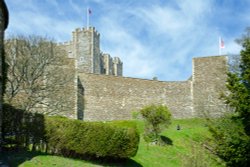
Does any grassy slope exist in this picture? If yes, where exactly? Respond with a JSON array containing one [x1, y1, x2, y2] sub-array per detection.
[[7, 118, 225, 167], [133, 119, 224, 167]]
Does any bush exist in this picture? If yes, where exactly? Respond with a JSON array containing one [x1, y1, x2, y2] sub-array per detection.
[[2, 104, 45, 150], [106, 120, 138, 129], [140, 104, 171, 144], [208, 28, 250, 166], [3, 106, 140, 159], [45, 117, 140, 159], [208, 116, 250, 166]]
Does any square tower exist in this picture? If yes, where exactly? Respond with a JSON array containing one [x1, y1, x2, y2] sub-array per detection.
[[192, 56, 228, 117], [72, 27, 101, 74]]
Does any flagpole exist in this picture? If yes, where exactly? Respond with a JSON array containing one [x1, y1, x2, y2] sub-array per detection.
[[86, 7, 89, 30], [219, 37, 221, 55]]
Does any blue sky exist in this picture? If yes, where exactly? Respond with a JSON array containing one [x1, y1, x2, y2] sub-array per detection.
[[5, 0, 250, 81]]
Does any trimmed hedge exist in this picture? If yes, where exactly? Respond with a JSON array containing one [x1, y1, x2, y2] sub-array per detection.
[[45, 117, 140, 159], [105, 120, 138, 130], [3, 105, 140, 159]]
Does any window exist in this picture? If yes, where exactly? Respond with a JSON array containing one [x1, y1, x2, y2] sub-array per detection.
[[80, 56, 84, 63]]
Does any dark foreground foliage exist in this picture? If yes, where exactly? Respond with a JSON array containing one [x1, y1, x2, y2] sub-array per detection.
[[2, 104, 45, 150], [209, 28, 250, 167], [208, 116, 250, 167], [2, 104, 140, 160]]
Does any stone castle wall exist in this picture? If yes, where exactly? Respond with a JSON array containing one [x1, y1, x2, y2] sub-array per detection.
[[192, 56, 228, 117], [78, 73, 193, 121], [55, 58, 78, 119], [59, 27, 123, 76], [77, 55, 227, 121], [57, 27, 228, 121]]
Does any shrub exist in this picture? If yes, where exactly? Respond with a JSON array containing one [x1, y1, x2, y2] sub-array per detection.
[[2, 104, 45, 150], [140, 104, 171, 144], [131, 110, 140, 120], [45, 117, 140, 159], [208, 28, 250, 166], [208, 116, 250, 166], [106, 120, 138, 129]]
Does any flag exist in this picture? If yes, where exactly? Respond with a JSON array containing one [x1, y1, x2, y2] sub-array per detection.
[[220, 37, 225, 49], [86, 8, 91, 29]]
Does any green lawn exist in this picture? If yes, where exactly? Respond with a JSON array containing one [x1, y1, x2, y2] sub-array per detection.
[[2, 118, 225, 167]]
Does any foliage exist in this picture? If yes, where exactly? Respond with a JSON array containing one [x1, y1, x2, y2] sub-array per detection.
[[228, 54, 241, 74], [4, 35, 75, 114], [105, 120, 138, 130], [209, 116, 250, 167], [181, 141, 215, 167], [131, 110, 140, 120], [2, 106, 140, 159], [209, 28, 250, 166], [140, 104, 171, 144], [226, 27, 250, 134], [8, 118, 224, 167], [45, 117, 140, 159], [2, 103, 45, 150]]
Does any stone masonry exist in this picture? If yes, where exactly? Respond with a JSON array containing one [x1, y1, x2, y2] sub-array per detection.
[[59, 27, 123, 76], [56, 27, 228, 121]]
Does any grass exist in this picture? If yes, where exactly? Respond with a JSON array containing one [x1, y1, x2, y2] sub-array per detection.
[[1, 118, 225, 167]]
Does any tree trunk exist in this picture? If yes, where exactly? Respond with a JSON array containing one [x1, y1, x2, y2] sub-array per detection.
[[0, 0, 9, 152]]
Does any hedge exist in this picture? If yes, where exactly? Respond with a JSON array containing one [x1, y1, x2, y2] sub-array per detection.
[[3, 105, 140, 159], [45, 117, 140, 159]]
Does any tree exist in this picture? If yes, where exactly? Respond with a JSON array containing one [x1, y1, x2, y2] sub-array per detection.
[[0, 0, 9, 153], [140, 104, 171, 144], [209, 28, 250, 166], [4, 35, 75, 115], [225, 28, 250, 135]]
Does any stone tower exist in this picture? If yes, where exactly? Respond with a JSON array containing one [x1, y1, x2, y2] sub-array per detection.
[[192, 56, 228, 117], [59, 27, 123, 76], [101, 53, 113, 75], [113, 57, 123, 76], [72, 27, 101, 73]]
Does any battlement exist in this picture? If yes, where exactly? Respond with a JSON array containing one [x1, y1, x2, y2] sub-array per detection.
[[72, 26, 100, 38], [77, 55, 227, 121], [52, 26, 227, 121], [58, 27, 123, 76], [113, 57, 122, 64]]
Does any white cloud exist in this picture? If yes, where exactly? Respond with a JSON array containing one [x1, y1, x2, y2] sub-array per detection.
[[98, 17, 157, 79], [96, 0, 219, 80], [5, 0, 250, 81], [69, 0, 83, 16]]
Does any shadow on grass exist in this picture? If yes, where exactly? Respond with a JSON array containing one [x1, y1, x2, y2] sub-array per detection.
[[1, 148, 142, 167], [1, 147, 47, 167], [89, 158, 142, 167], [160, 135, 173, 145]]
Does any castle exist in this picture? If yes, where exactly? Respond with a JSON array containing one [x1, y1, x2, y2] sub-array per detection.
[[57, 27, 228, 121], [59, 27, 123, 76]]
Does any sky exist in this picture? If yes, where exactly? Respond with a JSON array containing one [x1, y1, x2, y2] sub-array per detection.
[[5, 0, 250, 81]]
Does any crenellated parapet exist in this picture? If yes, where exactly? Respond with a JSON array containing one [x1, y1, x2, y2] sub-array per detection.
[[77, 55, 228, 121], [59, 27, 123, 76], [113, 57, 123, 76], [27, 25, 227, 121]]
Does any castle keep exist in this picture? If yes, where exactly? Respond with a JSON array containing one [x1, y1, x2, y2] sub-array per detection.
[[59, 27, 122, 76], [59, 27, 228, 121]]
